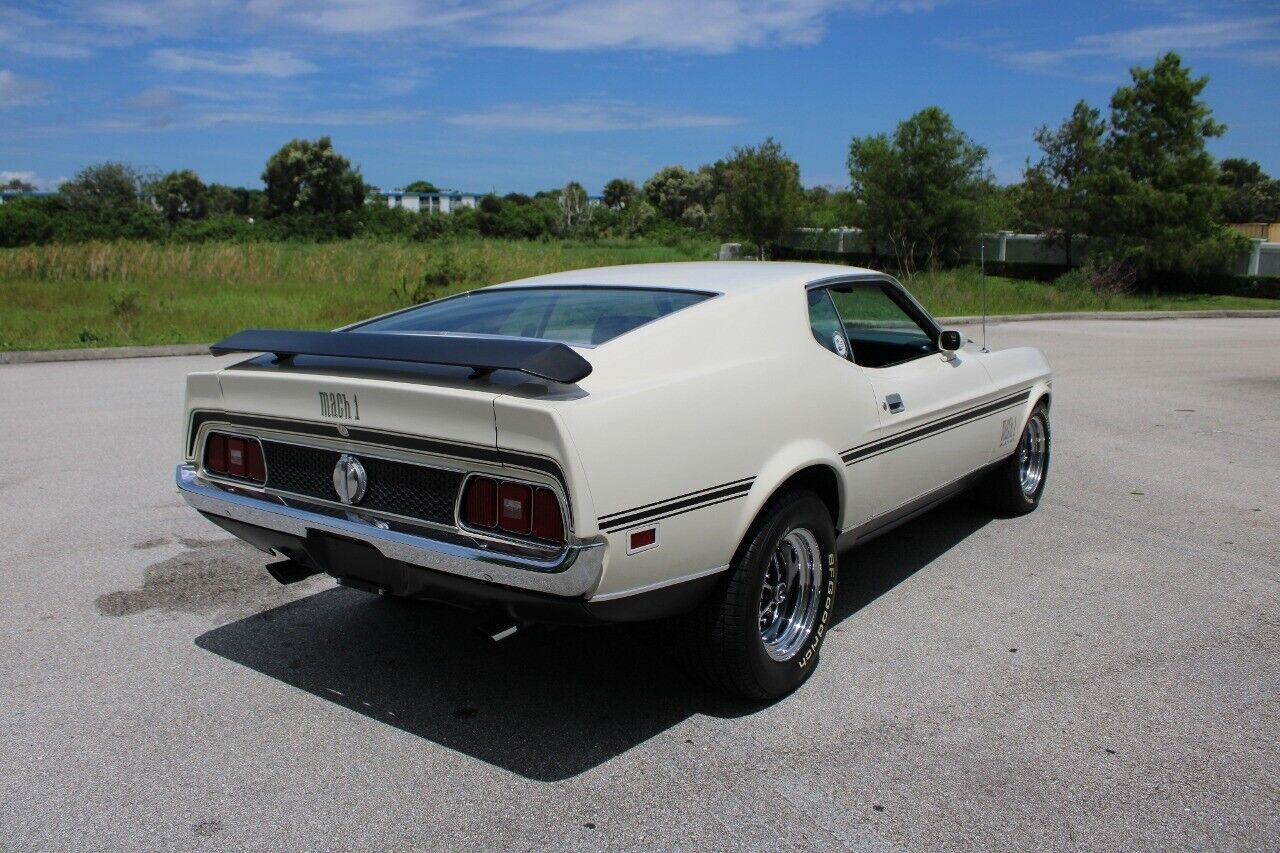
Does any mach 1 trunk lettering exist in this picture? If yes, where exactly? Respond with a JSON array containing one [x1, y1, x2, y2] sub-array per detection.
[[319, 391, 360, 421]]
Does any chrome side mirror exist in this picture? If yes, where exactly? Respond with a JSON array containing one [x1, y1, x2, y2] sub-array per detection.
[[939, 329, 963, 352]]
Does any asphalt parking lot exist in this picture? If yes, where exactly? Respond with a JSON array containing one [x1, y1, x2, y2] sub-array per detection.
[[1, 317, 1276, 851]]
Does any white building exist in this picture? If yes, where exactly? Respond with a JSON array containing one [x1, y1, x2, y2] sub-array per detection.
[[381, 190, 480, 214]]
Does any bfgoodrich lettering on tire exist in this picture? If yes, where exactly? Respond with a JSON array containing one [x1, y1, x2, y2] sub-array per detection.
[[682, 490, 838, 700], [981, 400, 1050, 516]]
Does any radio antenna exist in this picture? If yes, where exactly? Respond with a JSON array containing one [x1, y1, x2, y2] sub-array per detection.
[[980, 237, 988, 352]]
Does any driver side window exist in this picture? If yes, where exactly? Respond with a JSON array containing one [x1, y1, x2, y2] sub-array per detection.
[[826, 285, 937, 368]]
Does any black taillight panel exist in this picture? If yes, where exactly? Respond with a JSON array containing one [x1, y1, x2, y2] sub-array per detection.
[[203, 432, 266, 484], [461, 475, 566, 545]]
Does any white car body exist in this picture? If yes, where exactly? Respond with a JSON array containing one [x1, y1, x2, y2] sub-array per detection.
[[177, 261, 1051, 627]]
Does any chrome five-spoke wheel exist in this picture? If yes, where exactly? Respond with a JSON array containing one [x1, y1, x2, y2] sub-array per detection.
[[1017, 414, 1047, 497], [758, 527, 823, 662]]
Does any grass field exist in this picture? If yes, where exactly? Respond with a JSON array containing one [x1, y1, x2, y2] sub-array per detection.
[[0, 239, 1275, 351]]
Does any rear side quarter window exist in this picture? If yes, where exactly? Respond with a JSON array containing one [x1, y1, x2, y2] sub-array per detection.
[[807, 288, 850, 359]]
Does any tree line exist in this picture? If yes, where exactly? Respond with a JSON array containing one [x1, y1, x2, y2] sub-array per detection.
[[2, 52, 1276, 281]]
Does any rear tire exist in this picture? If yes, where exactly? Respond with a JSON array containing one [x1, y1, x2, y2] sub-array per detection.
[[981, 401, 1050, 516], [682, 491, 838, 700]]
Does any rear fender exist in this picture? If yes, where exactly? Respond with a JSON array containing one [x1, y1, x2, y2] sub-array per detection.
[[727, 440, 847, 556]]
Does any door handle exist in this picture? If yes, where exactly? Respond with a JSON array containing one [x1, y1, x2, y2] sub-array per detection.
[[884, 393, 905, 414]]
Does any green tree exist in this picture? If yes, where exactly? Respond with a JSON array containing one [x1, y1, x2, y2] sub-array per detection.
[[1020, 101, 1106, 264], [404, 180, 438, 192], [602, 178, 637, 210], [714, 138, 805, 258], [150, 169, 209, 223], [643, 165, 712, 221], [59, 162, 148, 213], [558, 181, 589, 235], [848, 107, 989, 271], [801, 186, 860, 229], [2, 177, 36, 192], [206, 184, 263, 217], [476, 192, 557, 239], [977, 181, 1029, 233], [0, 196, 57, 246], [1218, 158, 1280, 223], [1085, 53, 1242, 275], [55, 162, 163, 240], [261, 136, 366, 217]]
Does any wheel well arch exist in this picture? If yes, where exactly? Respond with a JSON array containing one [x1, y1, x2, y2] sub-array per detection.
[[759, 464, 842, 532]]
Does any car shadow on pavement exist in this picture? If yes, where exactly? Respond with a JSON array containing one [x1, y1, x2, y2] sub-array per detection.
[[832, 497, 993, 624], [195, 499, 991, 781]]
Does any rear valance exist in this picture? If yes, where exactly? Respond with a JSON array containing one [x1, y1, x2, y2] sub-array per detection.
[[209, 329, 593, 383]]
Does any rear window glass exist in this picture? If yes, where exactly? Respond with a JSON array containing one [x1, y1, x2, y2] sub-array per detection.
[[355, 287, 713, 346]]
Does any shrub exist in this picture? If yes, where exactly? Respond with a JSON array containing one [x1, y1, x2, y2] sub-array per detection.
[[388, 246, 493, 307], [170, 214, 260, 243], [108, 288, 143, 337], [0, 197, 57, 247], [1083, 260, 1136, 307], [1051, 268, 1091, 293]]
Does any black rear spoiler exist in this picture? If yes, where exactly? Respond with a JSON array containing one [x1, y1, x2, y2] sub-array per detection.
[[209, 329, 593, 383]]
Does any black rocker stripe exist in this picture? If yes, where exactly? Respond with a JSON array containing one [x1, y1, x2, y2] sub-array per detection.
[[597, 476, 755, 523], [187, 409, 565, 483], [842, 388, 1033, 465], [599, 479, 755, 532], [603, 491, 751, 533], [848, 398, 1027, 466]]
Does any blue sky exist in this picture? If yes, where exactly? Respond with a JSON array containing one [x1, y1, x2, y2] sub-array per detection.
[[3, 1, 1278, 194]]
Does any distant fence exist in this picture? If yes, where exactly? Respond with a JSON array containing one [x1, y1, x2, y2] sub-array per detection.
[[782, 228, 1280, 278], [1229, 222, 1280, 242]]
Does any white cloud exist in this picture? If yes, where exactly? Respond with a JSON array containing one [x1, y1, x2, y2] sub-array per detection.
[[93, 0, 237, 34], [88, 106, 422, 131], [150, 47, 317, 77], [1005, 16, 1280, 71], [0, 170, 62, 190], [0, 69, 50, 107], [5, 0, 946, 69], [3, 39, 95, 59], [447, 101, 743, 131], [164, 84, 244, 101], [130, 87, 180, 109], [256, 0, 942, 52]]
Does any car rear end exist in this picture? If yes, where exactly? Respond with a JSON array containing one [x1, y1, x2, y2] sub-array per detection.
[[178, 354, 609, 620]]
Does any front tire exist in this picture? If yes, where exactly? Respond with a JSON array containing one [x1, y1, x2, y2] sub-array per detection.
[[981, 401, 1050, 515], [682, 491, 838, 700]]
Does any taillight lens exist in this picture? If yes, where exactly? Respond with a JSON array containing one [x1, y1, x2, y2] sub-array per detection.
[[463, 476, 498, 527], [461, 476, 565, 544], [207, 434, 227, 473], [531, 488, 565, 542], [498, 482, 533, 535], [203, 432, 265, 484], [226, 437, 248, 477]]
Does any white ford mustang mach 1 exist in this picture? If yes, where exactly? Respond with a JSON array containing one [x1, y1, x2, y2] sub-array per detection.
[[178, 262, 1052, 698]]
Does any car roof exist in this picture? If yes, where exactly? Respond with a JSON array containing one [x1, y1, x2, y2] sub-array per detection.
[[486, 261, 887, 296]]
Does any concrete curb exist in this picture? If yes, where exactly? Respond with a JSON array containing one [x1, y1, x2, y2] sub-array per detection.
[[2, 309, 1278, 365], [938, 309, 1280, 324], [0, 343, 212, 365]]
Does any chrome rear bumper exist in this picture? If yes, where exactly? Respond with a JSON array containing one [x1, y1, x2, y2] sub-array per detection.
[[175, 464, 606, 597]]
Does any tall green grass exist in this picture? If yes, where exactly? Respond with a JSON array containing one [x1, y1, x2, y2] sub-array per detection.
[[0, 240, 1273, 351], [901, 266, 1276, 316], [0, 238, 717, 350]]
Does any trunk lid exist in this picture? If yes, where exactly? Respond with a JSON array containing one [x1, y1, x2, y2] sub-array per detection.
[[214, 357, 500, 452]]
